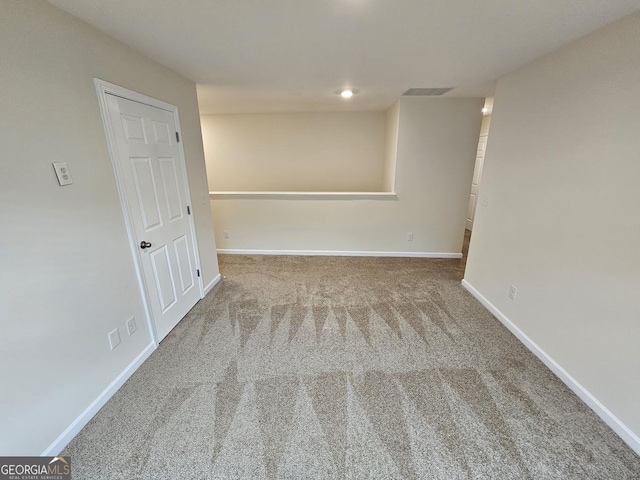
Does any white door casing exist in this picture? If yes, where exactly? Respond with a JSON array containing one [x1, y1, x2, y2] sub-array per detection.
[[95, 80, 203, 344], [466, 133, 488, 231]]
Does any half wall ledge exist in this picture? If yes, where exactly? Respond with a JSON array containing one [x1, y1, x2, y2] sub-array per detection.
[[209, 191, 399, 200]]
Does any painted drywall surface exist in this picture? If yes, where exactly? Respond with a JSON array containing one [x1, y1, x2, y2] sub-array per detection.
[[0, 0, 218, 454], [211, 98, 483, 253], [464, 12, 640, 435], [201, 112, 386, 192], [382, 102, 400, 192]]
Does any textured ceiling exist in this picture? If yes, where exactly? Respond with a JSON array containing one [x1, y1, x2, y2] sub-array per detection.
[[48, 0, 640, 113]]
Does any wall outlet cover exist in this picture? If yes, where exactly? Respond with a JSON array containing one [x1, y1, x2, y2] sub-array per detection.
[[108, 328, 121, 350], [126, 317, 137, 336]]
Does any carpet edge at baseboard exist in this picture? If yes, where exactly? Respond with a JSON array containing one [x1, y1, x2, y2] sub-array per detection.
[[203, 273, 222, 296], [217, 249, 462, 258], [461, 278, 640, 456], [41, 342, 156, 456]]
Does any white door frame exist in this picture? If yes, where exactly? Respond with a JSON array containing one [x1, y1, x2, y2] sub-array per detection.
[[94, 79, 205, 346]]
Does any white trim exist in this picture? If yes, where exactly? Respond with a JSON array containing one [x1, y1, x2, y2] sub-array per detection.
[[94, 79, 158, 346], [95, 78, 205, 299], [218, 249, 462, 258], [209, 191, 398, 200], [41, 343, 156, 456], [94, 79, 206, 346], [203, 273, 222, 296], [461, 279, 640, 456], [94, 79, 178, 112]]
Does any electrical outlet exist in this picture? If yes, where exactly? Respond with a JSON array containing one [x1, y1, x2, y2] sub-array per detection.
[[508, 285, 517, 300], [223, 230, 229, 239], [126, 317, 137, 336], [407, 232, 414, 241], [108, 328, 121, 350], [482, 196, 489, 207]]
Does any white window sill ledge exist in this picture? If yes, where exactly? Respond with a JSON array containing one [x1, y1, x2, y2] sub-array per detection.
[[209, 191, 398, 200]]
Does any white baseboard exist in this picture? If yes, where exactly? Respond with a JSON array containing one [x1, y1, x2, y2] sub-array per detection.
[[41, 342, 156, 456], [461, 279, 640, 456], [217, 249, 462, 258], [203, 273, 222, 297]]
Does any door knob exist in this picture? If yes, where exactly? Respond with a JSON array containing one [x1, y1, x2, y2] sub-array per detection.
[[140, 241, 152, 249]]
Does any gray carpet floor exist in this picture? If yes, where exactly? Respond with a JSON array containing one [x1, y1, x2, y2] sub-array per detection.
[[64, 243, 640, 478]]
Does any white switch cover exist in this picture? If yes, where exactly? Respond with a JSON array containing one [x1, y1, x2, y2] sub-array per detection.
[[52, 162, 73, 186], [108, 328, 121, 350]]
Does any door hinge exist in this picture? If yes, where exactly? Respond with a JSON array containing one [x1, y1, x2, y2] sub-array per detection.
[[187, 205, 191, 215], [197, 269, 200, 277], [176, 131, 180, 143]]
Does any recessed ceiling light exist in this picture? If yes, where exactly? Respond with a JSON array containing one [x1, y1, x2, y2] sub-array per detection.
[[481, 107, 489, 114], [336, 88, 358, 98]]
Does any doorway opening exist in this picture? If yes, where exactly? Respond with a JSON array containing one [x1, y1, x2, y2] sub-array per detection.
[[463, 97, 493, 262]]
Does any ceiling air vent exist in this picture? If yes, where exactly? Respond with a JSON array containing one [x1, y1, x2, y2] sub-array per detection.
[[403, 87, 454, 96]]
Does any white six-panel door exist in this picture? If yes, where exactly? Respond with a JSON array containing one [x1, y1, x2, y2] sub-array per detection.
[[105, 94, 200, 341]]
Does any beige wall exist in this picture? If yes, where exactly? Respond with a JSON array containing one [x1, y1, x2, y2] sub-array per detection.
[[211, 98, 482, 254], [464, 12, 640, 439], [0, 0, 218, 455], [202, 112, 387, 192], [382, 102, 400, 192]]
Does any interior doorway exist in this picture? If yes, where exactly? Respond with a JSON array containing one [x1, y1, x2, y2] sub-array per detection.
[[462, 98, 492, 264], [95, 80, 205, 344], [466, 105, 492, 231]]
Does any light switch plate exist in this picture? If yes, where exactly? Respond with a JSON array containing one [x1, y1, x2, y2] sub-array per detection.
[[52, 162, 73, 186]]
